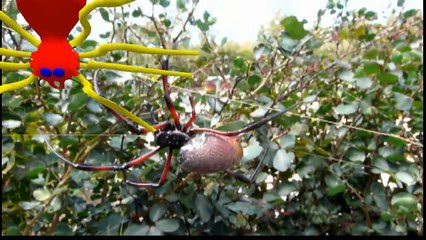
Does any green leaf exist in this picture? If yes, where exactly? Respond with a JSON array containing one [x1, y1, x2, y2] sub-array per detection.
[[381, 211, 394, 221], [378, 146, 401, 159], [363, 62, 381, 75], [215, 120, 246, 132], [371, 182, 389, 210], [2, 120, 21, 129], [365, 11, 377, 20], [360, 99, 373, 115], [397, 0, 405, 7], [278, 183, 297, 196], [391, 192, 418, 214], [149, 203, 168, 222], [6, 72, 24, 84], [328, 184, 346, 196], [99, 8, 110, 22], [196, 20, 209, 31], [393, 92, 413, 111], [132, 8, 142, 17], [278, 32, 298, 52], [289, 122, 308, 136], [386, 136, 407, 147], [52, 223, 73, 236], [254, 43, 273, 60], [303, 95, 317, 103], [147, 226, 163, 236], [43, 113, 63, 126], [20, 201, 42, 210], [280, 16, 308, 40], [162, 18, 172, 28], [348, 150, 365, 162], [87, 100, 103, 113], [233, 58, 246, 69], [325, 175, 345, 196], [176, 0, 186, 10], [159, 0, 170, 7], [99, 31, 111, 39], [33, 187, 51, 202], [68, 92, 89, 111], [124, 224, 149, 235], [273, 149, 294, 172], [339, 70, 355, 82], [396, 172, 414, 185], [58, 136, 79, 148], [280, 134, 295, 150], [355, 77, 373, 89], [335, 103, 358, 115], [364, 48, 379, 59], [378, 73, 399, 84], [403, 9, 418, 18], [155, 219, 180, 233], [248, 75, 261, 86], [81, 39, 98, 50], [241, 139, 263, 164], [226, 201, 257, 215], [391, 53, 403, 64], [195, 194, 213, 223]]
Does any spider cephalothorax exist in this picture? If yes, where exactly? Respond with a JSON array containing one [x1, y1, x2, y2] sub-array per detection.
[[154, 126, 192, 149]]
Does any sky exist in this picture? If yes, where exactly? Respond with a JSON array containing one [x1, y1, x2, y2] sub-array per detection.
[[194, 0, 423, 43], [15, 0, 424, 44]]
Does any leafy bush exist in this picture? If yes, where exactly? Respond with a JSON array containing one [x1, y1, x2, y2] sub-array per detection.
[[2, 0, 423, 235]]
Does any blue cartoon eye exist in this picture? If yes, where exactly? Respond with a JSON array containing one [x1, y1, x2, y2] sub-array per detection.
[[53, 68, 65, 77], [40, 68, 52, 77]]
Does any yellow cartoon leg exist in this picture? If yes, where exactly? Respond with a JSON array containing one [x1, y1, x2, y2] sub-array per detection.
[[0, 11, 40, 47], [70, 0, 135, 47], [79, 43, 199, 59], [80, 61, 193, 78], [76, 74, 156, 132], [0, 74, 37, 94], [0, 48, 32, 58], [0, 62, 31, 70]]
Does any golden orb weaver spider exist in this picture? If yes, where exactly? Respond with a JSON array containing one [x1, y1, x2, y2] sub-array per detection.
[[46, 58, 297, 188], [0, 0, 198, 133]]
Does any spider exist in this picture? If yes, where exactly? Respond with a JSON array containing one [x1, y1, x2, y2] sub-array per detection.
[[46, 58, 297, 188], [0, 0, 198, 133]]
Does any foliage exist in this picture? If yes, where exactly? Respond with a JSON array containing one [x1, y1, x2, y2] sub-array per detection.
[[2, 0, 423, 236]]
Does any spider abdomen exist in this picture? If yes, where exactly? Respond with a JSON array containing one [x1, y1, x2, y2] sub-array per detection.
[[179, 133, 243, 174]]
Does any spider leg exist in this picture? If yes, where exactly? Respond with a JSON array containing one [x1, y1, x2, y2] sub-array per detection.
[[92, 70, 171, 134], [161, 59, 183, 128], [225, 147, 268, 185], [182, 95, 196, 132], [70, 0, 135, 47], [45, 139, 163, 171], [0, 74, 37, 94], [189, 103, 298, 137], [76, 74, 157, 132], [80, 61, 192, 78], [0, 11, 40, 47], [0, 48, 32, 58], [79, 43, 198, 59], [125, 148, 174, 188]]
